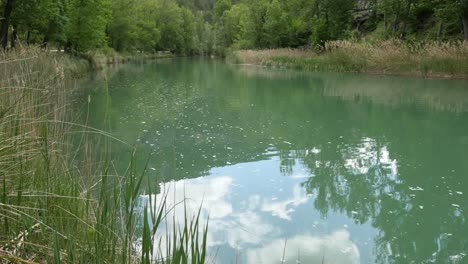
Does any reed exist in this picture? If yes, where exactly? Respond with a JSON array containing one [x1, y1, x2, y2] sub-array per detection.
[[0, 48, 207, 263], [231, 40, 468, 79], [228, 48, 314, 65]]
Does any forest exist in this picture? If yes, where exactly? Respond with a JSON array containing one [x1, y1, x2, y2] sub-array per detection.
[[0, 0, 467, 55]]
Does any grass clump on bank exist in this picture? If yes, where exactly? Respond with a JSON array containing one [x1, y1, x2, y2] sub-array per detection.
[[0, 48, 208, 263], [231, 41, 468, 79], [227, 49, 314, 65]]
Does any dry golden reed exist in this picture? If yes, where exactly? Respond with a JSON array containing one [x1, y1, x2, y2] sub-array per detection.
[[232, 48, 314, 65], [233, 40, 468, 78]]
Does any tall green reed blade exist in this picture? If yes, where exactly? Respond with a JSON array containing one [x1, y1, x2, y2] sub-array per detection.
[[1, 173, 8, 234], [53, 234, 61, 264], [1, 49, 212, 264], [142, 205, 152, 264]]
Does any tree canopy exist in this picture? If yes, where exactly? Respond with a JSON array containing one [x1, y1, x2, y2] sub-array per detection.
[[0, 0, 467, 53]]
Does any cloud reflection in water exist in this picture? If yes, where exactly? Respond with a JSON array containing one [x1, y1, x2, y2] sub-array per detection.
[[141, 159, 366, 263]]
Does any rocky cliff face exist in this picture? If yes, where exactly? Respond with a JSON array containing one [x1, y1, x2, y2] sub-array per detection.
[[357, 0, 371, 10], [354, 0, 373, 30]]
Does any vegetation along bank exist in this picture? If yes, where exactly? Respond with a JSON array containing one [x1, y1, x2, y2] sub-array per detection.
[[0, 0, 467, 71], [229, 41, 468, 79]]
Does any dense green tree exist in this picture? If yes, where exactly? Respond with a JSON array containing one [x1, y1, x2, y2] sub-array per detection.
[[107, 0, 139, 52], [107, 0, 161, 52], [41, 0, 68, 48], [223, 4, 250, 48], [155, 0, 184, 53], [310, 0, 355, 46], [0, 0, 466, 52], [286, 0, 315, 47], [201, 22, 215, 54], [66, 0, 111, 51], [243, 0, 269, 48], [264, 0, 289, 48], [214, 0, 231, 21], [180, 7, 196, 54], [11, 0, 49, 45]]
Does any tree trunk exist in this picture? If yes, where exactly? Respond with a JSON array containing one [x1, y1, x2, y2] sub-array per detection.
[[65, 41, 72, 53], [10, 24, 17, 48], [42, 34, 50, 49], [0, 0, 15, 49], [42, 18, 56, 50], [437, 21, 444, 41], [400, 0, 413, 39], [463, 13, 468, 42], [384, 12, 387, 30], [392, 15, 398, 34]]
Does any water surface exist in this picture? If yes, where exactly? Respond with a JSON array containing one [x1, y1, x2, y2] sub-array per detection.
[[83, 59, 468, 264]]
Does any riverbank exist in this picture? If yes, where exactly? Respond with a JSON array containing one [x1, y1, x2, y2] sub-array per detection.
[[52, 49, 175, 78], [228, 41, 468, 79], [0, 48, 206, 263], [80, 50, 174, 70]]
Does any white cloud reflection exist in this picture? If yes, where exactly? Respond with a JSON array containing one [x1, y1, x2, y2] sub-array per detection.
[[142, 176, 275, 251], [261, 184, 309, 220], [246, 230, 360, 264], [148, 176, 234, 220], [139, 165, 364, 263], [139, 176, 235, 256]]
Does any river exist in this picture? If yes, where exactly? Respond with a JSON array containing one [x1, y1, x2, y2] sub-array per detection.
[[81, 58, 468, 264]]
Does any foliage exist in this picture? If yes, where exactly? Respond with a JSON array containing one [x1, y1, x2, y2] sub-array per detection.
[[66, 0, 112, 52], [1, 0, 467, 54]]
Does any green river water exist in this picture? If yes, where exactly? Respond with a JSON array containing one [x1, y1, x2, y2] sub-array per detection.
[[82, 58, 468, 264]]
